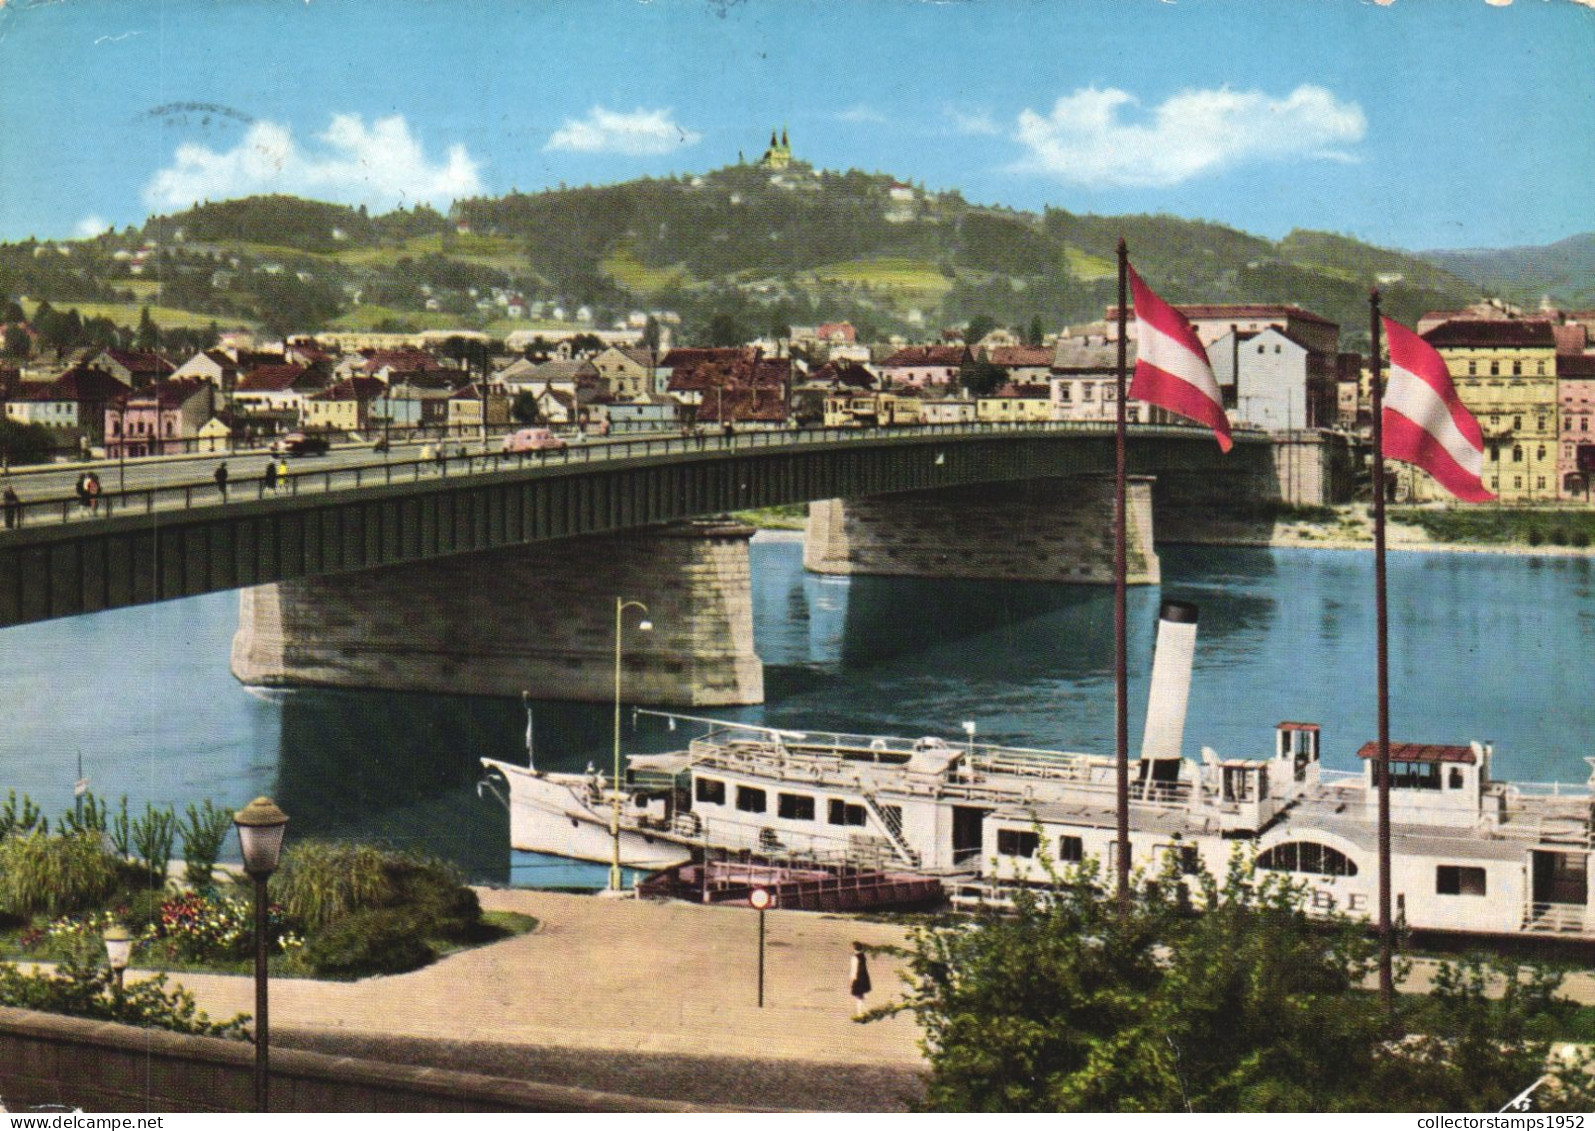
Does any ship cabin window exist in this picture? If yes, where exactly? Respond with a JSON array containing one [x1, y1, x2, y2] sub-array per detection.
[[997, 829, 1040, 859], [736, 786, 767, 813], [1449, 767, 1464, 790], [778, 793, 815, 821], [1437, 865, 1487, 896], [1058, 835, 1084, 863], [1258, 841, 1358, 877], [1222, 765, 1267, 802], [1383, 761, 1442, 791], [1164, 843, 1201, 875], [828, 800, 868, 827], [695, 777, 726, 805]]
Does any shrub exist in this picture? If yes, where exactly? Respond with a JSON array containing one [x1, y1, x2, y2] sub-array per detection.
[[0, 952, 250, 1039], [1528, 528, 1544, 547], [130, 803, 177, 888], [0, 831, 121, 918], [0, 790, 47, 839], [386, 856, 482, 942], [1574, 529, 1591, 549], [153, 891, 301, 964], [272, 840, 395, 930], [298, 908, 436, 979], [179, 800, 233, 890]]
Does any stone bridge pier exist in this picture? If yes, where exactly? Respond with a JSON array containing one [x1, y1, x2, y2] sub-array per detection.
[[230, 519, 764, 706], [804, 474, 1161, 585]]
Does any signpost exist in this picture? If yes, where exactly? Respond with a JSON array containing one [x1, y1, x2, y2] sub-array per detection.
[[750, 887, 774, 1007]]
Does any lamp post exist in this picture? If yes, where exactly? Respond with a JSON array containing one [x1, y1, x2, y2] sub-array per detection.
[[103, 924, 132, 992], [234, 796, 289, 1113], [611, 598, 653, 892]]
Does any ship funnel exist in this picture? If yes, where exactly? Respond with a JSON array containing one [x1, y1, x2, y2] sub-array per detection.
[[1140, 600, 1198, 763]]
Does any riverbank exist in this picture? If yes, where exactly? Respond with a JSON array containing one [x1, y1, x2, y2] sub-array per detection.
[[1239, 506, 1595, 557]]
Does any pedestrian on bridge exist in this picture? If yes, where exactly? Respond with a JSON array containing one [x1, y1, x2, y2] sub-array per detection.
[[2, 484, 20, 530], [264, 460, 279, 492], [214, 461, 229, 502], [84, 472, 101, 516]]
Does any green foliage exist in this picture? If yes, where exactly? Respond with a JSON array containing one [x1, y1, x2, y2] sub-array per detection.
[[959, 359, 1007, 397], [0, 947, 250, 1040], [58, 791, 108, 838], [272, 840, 395, 930], [888, 853, 1595, 1112], [130, 803, 177, 889], [0, 831, 122, 919], [1392, 507, 1595, 548], [0, 789, 47, 838], [178, 800, 233, 891], [297, 907, 437, 979], [963, 314, 997, 348], [0, 416, 57, 466], [511, 390, 542, 424]]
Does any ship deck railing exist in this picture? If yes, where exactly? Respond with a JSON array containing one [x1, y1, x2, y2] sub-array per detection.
[[682, 737, 1194, 812], [1522, 901, 1588, 934]]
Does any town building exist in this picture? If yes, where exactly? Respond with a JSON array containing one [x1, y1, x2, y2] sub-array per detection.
[[5, 365, 126, 440], [590, 346, 660, 401], [89, 348, 175, 388], [878, 345, 969, 390], [303, 377, 386, 434], [1207, 326, 1338, 432], [977, 384, 1052, 424], [1414, 320, 1559, 503], [1558, 353, 1595, 501], [105, 379, 215, 458]]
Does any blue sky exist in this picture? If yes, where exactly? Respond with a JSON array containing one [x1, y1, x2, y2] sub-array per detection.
[[0, 0, 1590, 251]]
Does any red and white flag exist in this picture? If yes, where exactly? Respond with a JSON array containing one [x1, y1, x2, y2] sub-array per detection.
[[1381, 317, 1494, 502], [1127, 265, 1232, 452]]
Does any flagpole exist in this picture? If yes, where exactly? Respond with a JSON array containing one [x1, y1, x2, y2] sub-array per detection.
[[1115, 239, 1130, 920], [1369, 288, 1394, 1017]]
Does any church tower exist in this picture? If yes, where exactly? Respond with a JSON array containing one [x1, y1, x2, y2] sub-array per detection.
[[759, 127, 792, 170]]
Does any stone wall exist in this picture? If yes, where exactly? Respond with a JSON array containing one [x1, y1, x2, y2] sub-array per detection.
[[231, 520, 763, 705], [0, 1007, 719, 1112], [803, 475, 1160, 585], [1272, 429, 1355, 506]]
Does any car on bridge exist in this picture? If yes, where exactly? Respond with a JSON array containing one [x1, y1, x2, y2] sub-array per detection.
[[501, 428, 567, 453], [272, 432, 331, 457]]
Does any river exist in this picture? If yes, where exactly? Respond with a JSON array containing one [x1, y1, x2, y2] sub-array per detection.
[[0, 536, 1589, 886]]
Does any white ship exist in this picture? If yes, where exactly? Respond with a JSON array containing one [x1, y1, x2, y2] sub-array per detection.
[[481, 601, 1595, 940]]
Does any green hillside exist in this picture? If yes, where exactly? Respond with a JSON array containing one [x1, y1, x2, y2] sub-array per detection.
[[3, 162, 1559, 348]]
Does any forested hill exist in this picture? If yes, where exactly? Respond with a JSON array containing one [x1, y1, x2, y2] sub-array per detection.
[[4, 161, 1554, 345]]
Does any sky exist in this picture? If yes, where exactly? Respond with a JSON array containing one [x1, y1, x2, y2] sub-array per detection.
[[0, 0, 1591, 252]]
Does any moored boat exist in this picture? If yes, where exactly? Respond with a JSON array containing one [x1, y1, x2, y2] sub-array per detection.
[[481, 600, 1595, 941]]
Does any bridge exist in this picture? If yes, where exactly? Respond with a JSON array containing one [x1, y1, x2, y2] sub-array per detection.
[[0, 422, 1276, 704]]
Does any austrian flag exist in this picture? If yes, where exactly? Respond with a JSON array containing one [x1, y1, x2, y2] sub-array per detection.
[[1127, 265, 1232, 452], [1381, 318, 1494, 503]]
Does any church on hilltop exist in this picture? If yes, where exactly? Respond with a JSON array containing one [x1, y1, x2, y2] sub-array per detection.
[[758, 128, 792, 170]]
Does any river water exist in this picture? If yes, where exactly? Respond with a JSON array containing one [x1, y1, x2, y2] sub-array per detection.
[[0, 536, 1590, 886]]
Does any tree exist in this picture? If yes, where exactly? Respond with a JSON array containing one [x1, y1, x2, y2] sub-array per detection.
[[2, 299, 26, 324], [1027, 315, 1046, 347], [641, 315, 662, 352], [511, 391, 542, 425], [960, 359, 1007, 397], [0, 418, 59, 466], [705, 312, 746, 348], [885, 853, 1595, 1113], [964, 313, 997, 348], [136, 305, 160, 351], [3, 325, 30, 360]]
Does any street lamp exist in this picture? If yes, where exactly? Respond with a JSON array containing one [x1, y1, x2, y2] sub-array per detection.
[[103, 924, 132, 992], [611, 598, 653, 892], [234, 796, 289, 1113]]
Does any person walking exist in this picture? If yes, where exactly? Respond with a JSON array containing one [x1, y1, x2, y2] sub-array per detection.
[[2, 484, 19, 530], [276, 457, 289, 493], [264, 459, 278, 492], [75, 472, 90, 514], [85, 472, 101, 516], [849, 941, 872, 1018], [214, 461, 229, 502]]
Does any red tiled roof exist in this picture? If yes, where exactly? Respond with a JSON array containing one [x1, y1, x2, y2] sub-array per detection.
[[100, 349, 175, 376], [237, 364, 310, 392], [26, 366, 127, 402], [1423, 321, 1557, 348], [363, 348, 443, 373], [881, 346, 967, 368], [117, 378, 212, 409], [1355, 741, 1476, 764], [1558, 354, 1595, 378], [815, 321, 856, 342], [987, 346, 1052, 368], [1104, 303, 1337, 327], [808, 360, 876, 389], [1553, 324, 1588, 355], [312, 377, 386, 401]]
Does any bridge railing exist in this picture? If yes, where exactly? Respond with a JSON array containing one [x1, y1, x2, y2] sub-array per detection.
[[0, 419, 1252, 531]]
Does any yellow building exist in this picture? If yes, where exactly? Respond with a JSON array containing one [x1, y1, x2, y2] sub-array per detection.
[[1408, 321, 1559, 504], [823, 392, 921, 427], [977, 385, 1054, 424]]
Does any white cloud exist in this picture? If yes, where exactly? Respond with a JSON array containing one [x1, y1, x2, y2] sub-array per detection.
[[1012, 85, 1367, 188], [74, 215, 111, 238], [837, 105, 887, 124], [143, 114, 482, 212], [545, 107, 701, 156], [949, 108, 1002, 137]]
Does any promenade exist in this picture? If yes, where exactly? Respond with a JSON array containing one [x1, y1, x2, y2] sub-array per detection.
[[165, 889, 927, 1110]]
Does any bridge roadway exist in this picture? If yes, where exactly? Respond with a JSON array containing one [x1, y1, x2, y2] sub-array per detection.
[[0, 421, 1267, 630]]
